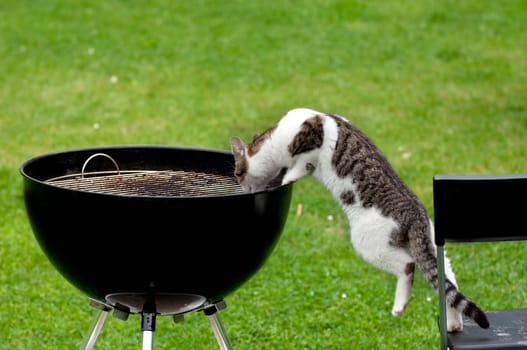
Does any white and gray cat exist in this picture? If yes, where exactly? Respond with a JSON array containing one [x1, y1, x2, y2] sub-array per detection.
[[230, 108, 489, 332]]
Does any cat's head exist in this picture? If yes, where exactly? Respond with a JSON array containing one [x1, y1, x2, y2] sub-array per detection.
[[230, 108, 326, 192], [230, 130, 287, 193]]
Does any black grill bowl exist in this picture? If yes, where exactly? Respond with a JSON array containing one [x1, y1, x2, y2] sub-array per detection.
[[20, 145, 293, 309]]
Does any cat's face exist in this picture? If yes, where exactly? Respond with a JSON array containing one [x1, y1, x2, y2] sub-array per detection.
[[230, 133, 287, 193]]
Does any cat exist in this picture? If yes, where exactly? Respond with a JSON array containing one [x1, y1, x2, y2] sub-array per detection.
[[230, 107, 489, 332]]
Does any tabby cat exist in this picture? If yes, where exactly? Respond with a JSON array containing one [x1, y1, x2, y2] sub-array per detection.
[[230, 108, 489, 332]]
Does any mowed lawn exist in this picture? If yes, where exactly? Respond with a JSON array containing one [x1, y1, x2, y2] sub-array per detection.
[[1, 1, 526, 349]]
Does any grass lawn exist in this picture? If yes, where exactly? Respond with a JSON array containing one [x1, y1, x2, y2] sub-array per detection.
[[1, 0, 526, 349]]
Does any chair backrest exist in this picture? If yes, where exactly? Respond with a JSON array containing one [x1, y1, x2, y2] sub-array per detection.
[[433, 173, 527, 246]]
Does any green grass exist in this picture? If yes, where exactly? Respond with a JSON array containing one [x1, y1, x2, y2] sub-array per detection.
[[1, 0, 526, 349]]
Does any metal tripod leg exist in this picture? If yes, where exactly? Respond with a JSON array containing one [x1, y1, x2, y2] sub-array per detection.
[[204, 301, 233, 350], [81, 299, 112, 350], [141, 301, 156, 350]]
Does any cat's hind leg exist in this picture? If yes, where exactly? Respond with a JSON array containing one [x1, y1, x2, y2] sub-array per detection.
[[350, 214, 416, 317], [392, 262, 415, 317], [443, 253, 464, 332], [430, 222, 464, 332]]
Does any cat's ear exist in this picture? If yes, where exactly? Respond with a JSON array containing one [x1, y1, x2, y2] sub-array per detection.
[[230, 136, 246, 160]]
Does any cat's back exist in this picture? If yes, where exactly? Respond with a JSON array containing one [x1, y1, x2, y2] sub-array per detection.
[[327, 114, 396, 179], [326, 114, 426, 221]]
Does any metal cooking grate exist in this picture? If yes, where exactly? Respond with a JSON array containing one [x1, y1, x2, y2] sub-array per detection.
[[46, 170, 244, 197]]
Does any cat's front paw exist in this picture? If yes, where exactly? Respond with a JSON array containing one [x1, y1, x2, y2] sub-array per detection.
[[391, 305, 406, 317]]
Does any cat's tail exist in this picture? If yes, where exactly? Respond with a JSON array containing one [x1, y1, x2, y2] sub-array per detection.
[[443, 277, 490, 329], [409, 222, 490, 329]]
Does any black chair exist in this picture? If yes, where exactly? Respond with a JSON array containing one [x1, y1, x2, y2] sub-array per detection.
[[433, 174, 527, 350]]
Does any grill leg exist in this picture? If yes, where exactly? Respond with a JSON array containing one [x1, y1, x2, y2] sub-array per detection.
[[141, 302, 156, 350], [204, 301, 233, 350], [142, 330, 154, 350], [81, 299, 112, 350]]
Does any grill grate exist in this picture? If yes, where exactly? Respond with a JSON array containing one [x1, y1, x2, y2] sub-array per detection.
[[46, 170, 244, 197]]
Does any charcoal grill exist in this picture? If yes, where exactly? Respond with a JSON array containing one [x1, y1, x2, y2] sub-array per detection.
[[20, 145, 293, 349]]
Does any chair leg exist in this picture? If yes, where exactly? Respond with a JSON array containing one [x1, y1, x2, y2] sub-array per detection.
[[204, 301, 233, 350], [437, 246, 449, 350]]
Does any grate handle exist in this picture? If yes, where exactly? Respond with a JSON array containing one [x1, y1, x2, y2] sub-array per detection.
[[81, 153, 121, 179]]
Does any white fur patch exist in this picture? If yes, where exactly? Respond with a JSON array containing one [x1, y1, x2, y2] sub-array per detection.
[[346, 206, 413, 272]]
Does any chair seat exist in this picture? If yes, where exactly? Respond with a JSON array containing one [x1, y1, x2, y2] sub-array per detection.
[[448, 308, 527, 350]]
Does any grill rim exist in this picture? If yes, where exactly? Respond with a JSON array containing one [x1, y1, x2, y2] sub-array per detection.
[[20, 144, 279, 199]]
